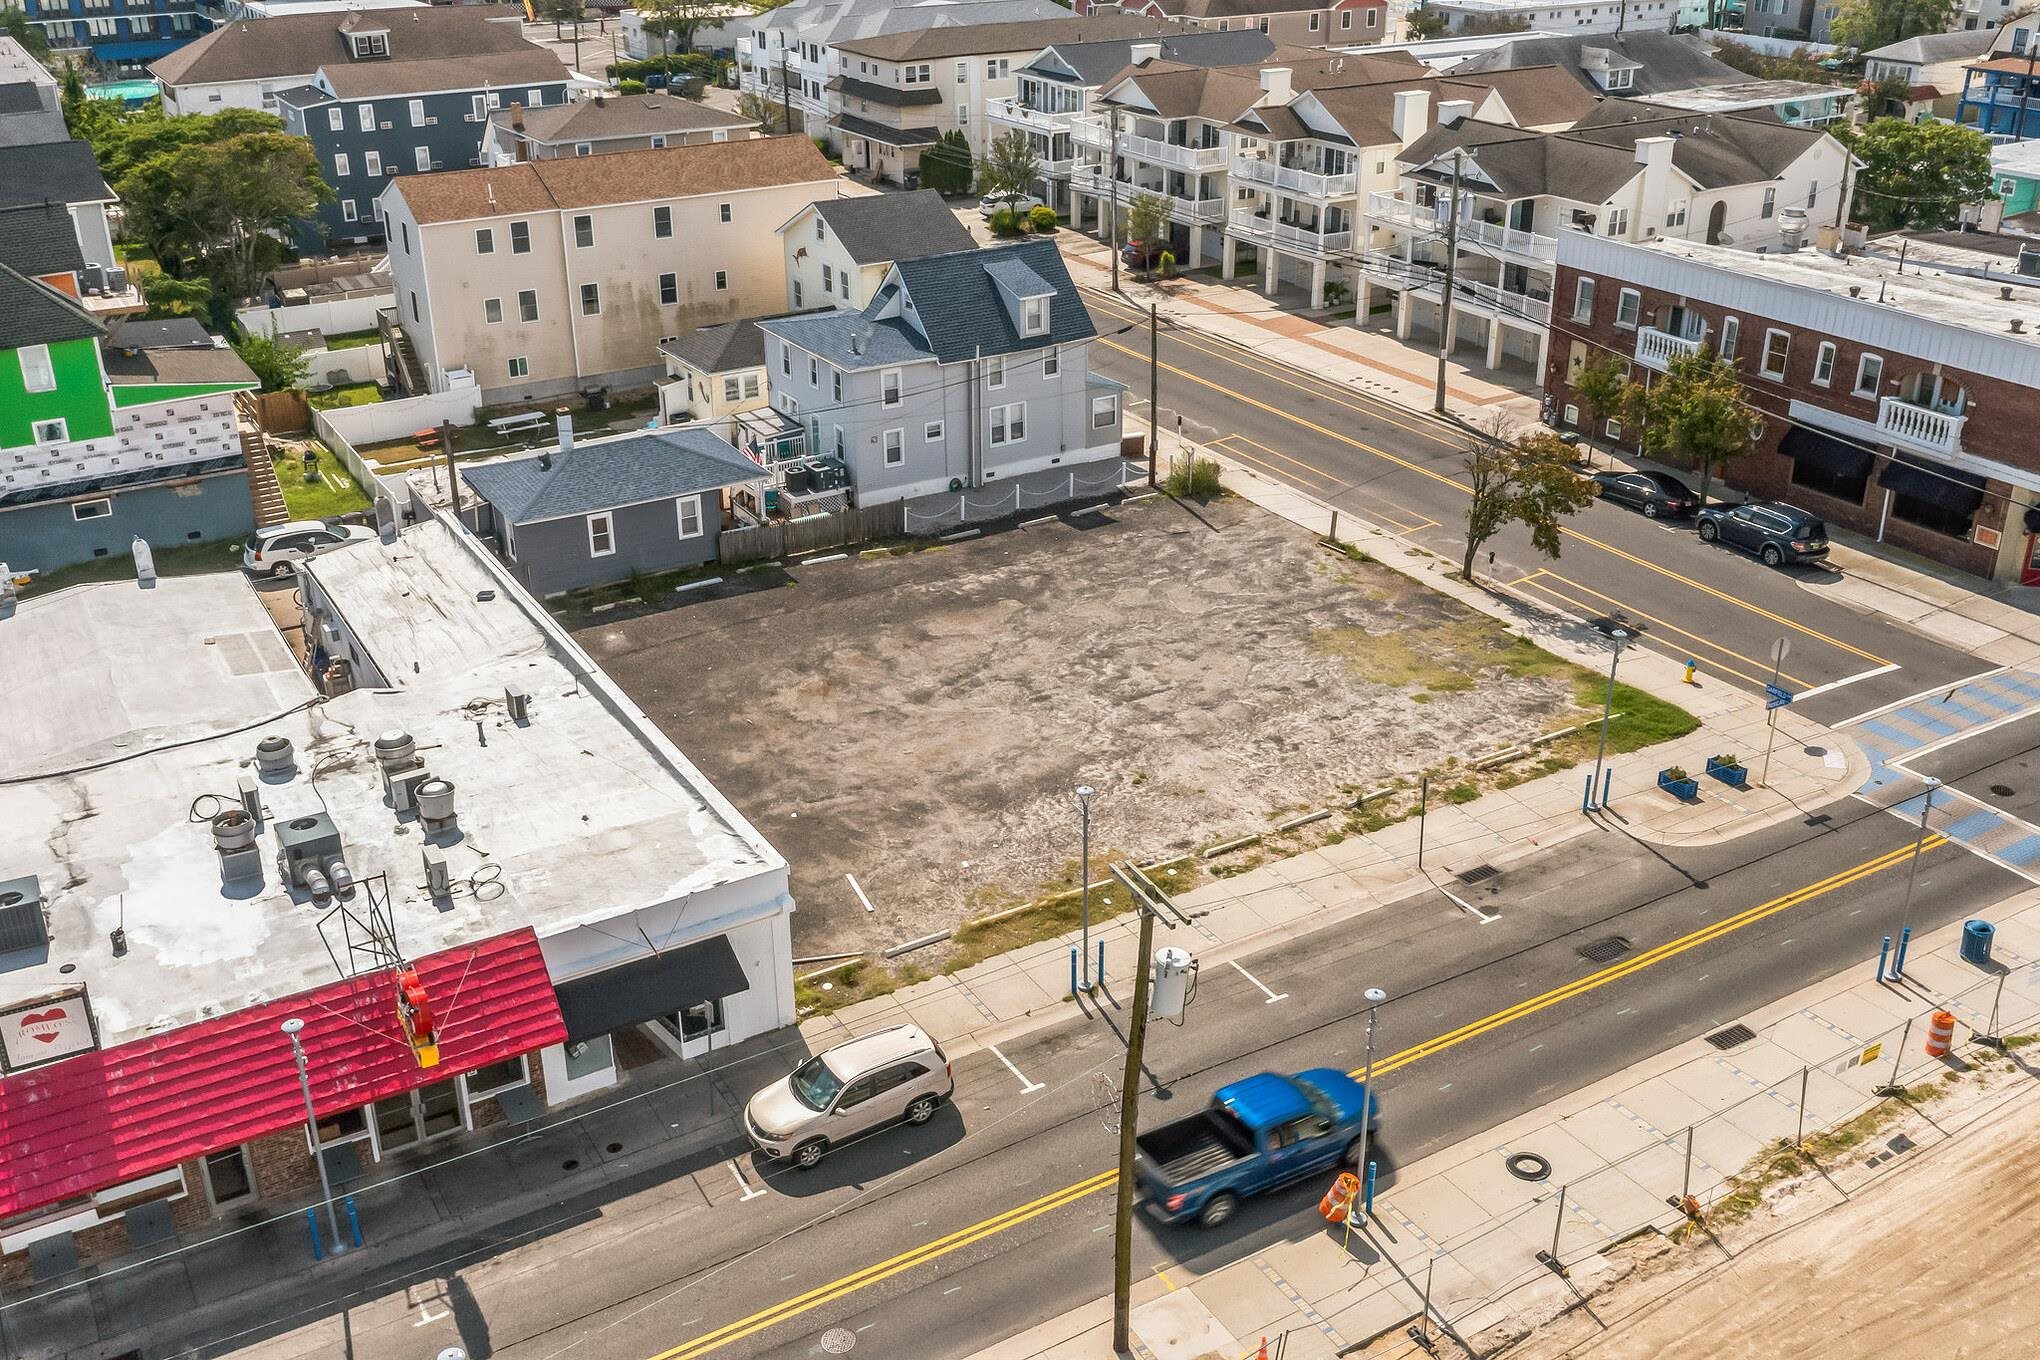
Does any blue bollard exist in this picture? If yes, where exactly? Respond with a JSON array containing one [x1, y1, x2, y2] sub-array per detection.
[[1583, 773, 1597, 813], [1601, 768, 1613, 808], [1097, 939, 1106, 984], [1070, 948, 1078, 997], [1894, 925, 1913, 981], [1877, 935, 1893, 982], [306, 1207, 324, 1261], [1363, 1159, 1377, 1218], [345, 1194, 362, 1248]]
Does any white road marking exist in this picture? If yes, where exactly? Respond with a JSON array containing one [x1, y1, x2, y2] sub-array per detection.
[[943, 1286, 964, 1296], [1439, 885, 1498, 924], [1835, 665, 2009, 728], [847, 873, 876, 914], [414, 1307, 448, 1328], [988, 1043, 1045, 1093], [1793, 662, 1900, 703], [1228, 959, 1288, 1004], [728, 1159, 766, 1201]]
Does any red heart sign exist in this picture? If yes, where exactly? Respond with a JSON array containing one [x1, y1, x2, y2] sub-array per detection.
[[19, 1008, 68, 1042]]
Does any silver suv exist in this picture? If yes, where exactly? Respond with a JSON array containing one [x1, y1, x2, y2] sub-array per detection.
[[745, 1024, 953, 1168]]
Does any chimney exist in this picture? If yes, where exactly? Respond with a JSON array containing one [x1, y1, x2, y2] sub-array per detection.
[[555, 410, 574, 456], [511, 101, 524, 129], [1129, 40, 1162, 65], [1258, 66, 1292, 105], [1632, 134, 1674, 170], [1436, 99, 1474, 127], [1633, 135, 1673, 238], [1392, 89, 1431, 145]]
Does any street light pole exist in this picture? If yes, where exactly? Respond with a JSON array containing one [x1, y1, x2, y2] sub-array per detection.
[[1588, 625, 1632, 811], [1888, 776, 1940, 980], [1352, 987, 1387, 1222], [1108, 108, 1122, 294], [282, 1018, 344, 1254], [1077, 784, 1096, 990]]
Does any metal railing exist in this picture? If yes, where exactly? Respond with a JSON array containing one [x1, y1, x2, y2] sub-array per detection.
[[1233, 155, 1357, 200], [1070, 116, 1229, 170], [1227, 210, 1352, 256], [1070, 167, 1225, 224], [1364, 191, 1556, 260], [987, 97, 1077, 135], [1878, 396, 1967, 456]]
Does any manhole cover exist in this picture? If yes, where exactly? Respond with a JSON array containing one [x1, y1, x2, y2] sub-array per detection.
[[820, 1327, 857, 1354], [1505, 1151, 1551, 1181], [1704, 1023, 1757, 1051], [1456, 864, 1500, 886], [1993, 784, 2016, 798], [1577, 935, 1631, 964]]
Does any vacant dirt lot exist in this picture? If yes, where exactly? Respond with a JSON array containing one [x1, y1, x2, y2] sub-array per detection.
[[574, 495, 1589, 954]]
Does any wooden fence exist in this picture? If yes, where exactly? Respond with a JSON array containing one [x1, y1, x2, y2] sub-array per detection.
[[717, 501, 907, 564], [241, 389, 312, 434]]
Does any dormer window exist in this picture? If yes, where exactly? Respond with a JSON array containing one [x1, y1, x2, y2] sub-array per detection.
[[1022, 296, 1048, 335], [1606, 67, 1634, 90], [349, 30, 388, 59]]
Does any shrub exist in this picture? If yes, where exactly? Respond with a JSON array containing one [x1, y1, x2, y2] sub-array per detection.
[[1663, 765, 1690, 783], [618, 78, 647, 94], [1157, 249, 1176, 278], [988, 206, 1018, 236], [1028, 203, 1058, 233], [1164, 455, 1222, 498]]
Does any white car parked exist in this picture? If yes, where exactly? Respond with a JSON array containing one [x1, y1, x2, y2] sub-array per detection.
[[242, 520, 376, 577], [978, 191, 1046, 219], [745, 1024, 953, 1168]]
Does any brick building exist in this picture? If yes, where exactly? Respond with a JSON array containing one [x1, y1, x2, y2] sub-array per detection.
[[1544, 232, 2040, 584]]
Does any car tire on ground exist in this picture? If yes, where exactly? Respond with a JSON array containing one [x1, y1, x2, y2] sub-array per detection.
[[1761, 544, 1783, 566], [1197, 1192, 1238, 1229], [1343, 1136, 1369, 1167], [270, 561, 295, 579], [906, 1095, 937, 1124], [1698, 520, 1719, 542], [1643, 501, 1660, 518], [793, 1138, 829, 1169]]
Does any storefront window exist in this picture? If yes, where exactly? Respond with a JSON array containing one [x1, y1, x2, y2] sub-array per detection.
[[315, 1106, 369, 1147], [202, 1146, 255, 1206], [463, 1056, 529, 1100], [563, 1034, 614, 1083]]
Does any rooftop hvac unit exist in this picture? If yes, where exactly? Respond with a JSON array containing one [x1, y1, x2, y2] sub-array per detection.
[[0, 875, 48, 954], [275, 811, 353, 901]]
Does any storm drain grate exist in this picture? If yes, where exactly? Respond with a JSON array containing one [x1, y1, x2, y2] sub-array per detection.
[[1577, 935, 1632, 964], [1704, 1023, 1758, 1051], [1456, 863, 1501, 886]]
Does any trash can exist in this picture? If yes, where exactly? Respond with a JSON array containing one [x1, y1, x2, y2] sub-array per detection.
[[1961, 918, 1995, 967]]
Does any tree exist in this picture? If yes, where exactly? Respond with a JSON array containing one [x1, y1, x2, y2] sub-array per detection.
[[978, 129, 1042, 209], [233, 332, 310, 393], [1628, 350, 1757, 510], [1455, 11, 1530, 33], [1403, 5, 1448, 38], [140, 272, 214, 319], [1828, 0, 1956, 52], [1, 9, 49, 61], [1126, 191, 1171, 278], [120, 130, 330, 298], [636, 0, 726, 77], [1836, 117, 1993, 230], [1570, 353, 1635, 446], [736, 89, 789, 134], [1459, 417, 1597, 583], [919, 130, 973, 194]]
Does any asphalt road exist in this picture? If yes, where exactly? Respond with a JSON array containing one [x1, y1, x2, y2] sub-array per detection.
[[433, 796, 2015, 1360], [1079, 290, 1983, 730]]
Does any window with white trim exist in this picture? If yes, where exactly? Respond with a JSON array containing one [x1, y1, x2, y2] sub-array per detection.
[[832, 370, 842, 401], [677, 495, 703, 539], [587, 513, 615, 556], [714, 270, 728, 290], [574, 214, 593, 247], [580, 282, 601, 315], [414, 145, 431, 172], [341, 198, 358, 222], [511, 220, 530, 253], [925, 420, 944, 441], [722, 375, 743, 402], [517, 289, 538, 322], [1719, 314, 1739, 360], [328, 107, 343, 131], [202, 1146, 256, 1207], [1091, 393, 1118, 429], [408, 97, 425, 126], [72, 498, 112, 521], [742, 373, 760, 399], [1760, 328, 1789, 379], [574, 142, 592, 156], [1854, 352, 1883, 397], [883, 428, 904, 465], [821, 263, 833, 293], [358, 103, 374, 132], [462, 1056, 529, 1101], [18, 343, 55, 392], [1571, 276, 1594, 322], [1604, 206, 1629, 237], [333, 150, 350, 178], [654, 205, 672, 237], [1614, 287, 1640, 329], [1666, 198, 1687, 228], [881, 368, 902, 407], [484, 297, 503, 323], [832, 425, 845, 457], [986, 355, 1006, 388], [1042, 348, 1059, 377], [989, 401, 1026, 445], [508, 356, 529, 378], [809, 356, 819, 384], [364, 149, 382, 176], [1021, 297, 1047, 335], [660, 273, 677, 305], [719, 202, 732, 223], [1761, 187, 1776, 219], [1812, 341, 1836, 387], [475, 227, 493, 253]]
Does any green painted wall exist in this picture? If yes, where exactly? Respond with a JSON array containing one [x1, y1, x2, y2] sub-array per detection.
[[1998, 171, 2040, 217], [1, 337, 114, 450], [111, 381, 258, 408]]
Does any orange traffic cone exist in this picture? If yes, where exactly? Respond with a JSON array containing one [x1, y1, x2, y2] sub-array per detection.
[[1256, 1339, 1269, 1360]]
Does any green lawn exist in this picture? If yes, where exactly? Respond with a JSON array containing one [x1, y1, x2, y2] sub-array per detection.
[[309, 382, 383, 411], [20, 538, 243, 598], [275, 450, 373, 520], [322, 329, 380, 351]]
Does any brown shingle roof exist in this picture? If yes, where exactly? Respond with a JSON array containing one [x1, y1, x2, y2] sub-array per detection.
[[393, 136, 838, 224], [320, 47, 570, 99], [149, 4, 539, 88], [833, 14, 1184, 61]]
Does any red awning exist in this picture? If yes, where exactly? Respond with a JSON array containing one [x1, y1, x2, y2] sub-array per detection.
[[0, 928, 565, 1220]]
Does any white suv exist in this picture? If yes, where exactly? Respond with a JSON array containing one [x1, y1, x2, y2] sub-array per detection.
[[242, 520, 376, 577], [745, 1024, 953, 1168]]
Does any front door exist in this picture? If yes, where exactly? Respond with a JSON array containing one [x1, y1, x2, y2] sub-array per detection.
[[2023, 531, 2040, 587], [371, 1078, 464, 1153]]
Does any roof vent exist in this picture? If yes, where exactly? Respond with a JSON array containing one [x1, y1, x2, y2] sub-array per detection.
[[254, 735, 296, 778], [2013, 319, 2025, 334], [849, 325, 867, 356], [374, 729, 419, 774], [0, 875, 48, 954], [417, 778, 459, 834], [1848, 284, 1861, 297], [2003, 285, 2015, 300]]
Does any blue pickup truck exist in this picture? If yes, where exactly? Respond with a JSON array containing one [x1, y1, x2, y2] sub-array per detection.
[[1134, 1069, 1379, 1228]]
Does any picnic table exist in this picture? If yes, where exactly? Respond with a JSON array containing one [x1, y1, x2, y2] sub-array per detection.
[[487, 410, 550, 437]]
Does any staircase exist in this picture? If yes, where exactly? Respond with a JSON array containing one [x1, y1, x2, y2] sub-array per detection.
[[378, 307, 429, 395], [236, 401, 289, 528]]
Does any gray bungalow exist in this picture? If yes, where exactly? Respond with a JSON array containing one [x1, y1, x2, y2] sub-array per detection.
[[756, 238, 1125, 507], [459, 423, 763, 596]]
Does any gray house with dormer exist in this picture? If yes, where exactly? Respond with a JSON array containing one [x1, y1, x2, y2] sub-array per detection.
[[756, 239, 1125, 507]]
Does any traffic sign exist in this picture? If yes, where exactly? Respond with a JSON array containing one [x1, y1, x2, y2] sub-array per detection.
[[1765, 682, 1793, 710], [1770, 637, 1792, 667]]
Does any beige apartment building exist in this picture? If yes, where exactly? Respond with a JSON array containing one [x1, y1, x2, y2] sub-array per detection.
[[379, 137, 841, 402], [1077, 0, 1390, 48]]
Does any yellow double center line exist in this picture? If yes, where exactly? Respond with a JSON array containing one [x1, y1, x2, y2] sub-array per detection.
[[651, 836, 1944, 1360]]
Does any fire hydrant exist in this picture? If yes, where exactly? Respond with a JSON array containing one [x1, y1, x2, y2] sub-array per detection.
[[1683, 658, 1700, 685]]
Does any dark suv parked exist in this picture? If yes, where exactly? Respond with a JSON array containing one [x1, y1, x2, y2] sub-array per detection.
[[1695, 501, 1829, 566]]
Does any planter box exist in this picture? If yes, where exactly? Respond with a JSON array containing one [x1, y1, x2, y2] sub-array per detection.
[[1705, 757, 1748, 788], [1658, 770, 1700, 800]]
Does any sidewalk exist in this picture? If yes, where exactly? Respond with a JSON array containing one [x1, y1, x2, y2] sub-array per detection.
[[968, 890, 2040, 1360]]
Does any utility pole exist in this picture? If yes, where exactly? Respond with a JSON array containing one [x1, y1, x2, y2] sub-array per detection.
[[1108, 108, 1122, 293], [1433, 150, 1464, 416], [282, 1018, 343, 1254], [1352, 987, 1387, 1222], [1108, 863, 1192, 1356], [1148, 303, 1159, 488]]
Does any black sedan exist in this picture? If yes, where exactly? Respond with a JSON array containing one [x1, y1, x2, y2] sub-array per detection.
[[1589, 470, 1699, 519]]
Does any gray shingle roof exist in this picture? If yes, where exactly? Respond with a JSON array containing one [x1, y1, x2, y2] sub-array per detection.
[[459, 427, 762, 525], [0, 261, 103, 350], [756, 309, 931, 371], [0, 139, 113, 212], [487, 93, 752, 145], [658, 311, 804, 375], [1450, 31, 1740, 98], [983, 255, 1055, 299], [828, 112, 940, 147], [1864, 29, 1995, 65], [1026, 29, 1277, 86], [806, 190, 976, 264], [891, 239, 1095, 364], [0, 203, 85, 279], [149, 4, 540, 87]]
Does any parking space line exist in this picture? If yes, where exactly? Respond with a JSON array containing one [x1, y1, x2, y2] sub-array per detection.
[[1225, 433, 1438, 533], [847, 873, 876, 914], [1228, 959, 1288, 1004], [728, 1160, 767, 1202], [987, 1043, 1045, 1094]]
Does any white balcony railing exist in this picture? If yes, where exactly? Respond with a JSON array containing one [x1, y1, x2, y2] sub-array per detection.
[[1228, 210, 1352, 256], [1073, 166, 1225, 224], [1456, 278, 1551, 324], [1071, 116, 1229, 171], [1634, 326, 1704, 372], [1878, 396, 1967, 456], [1363, 191, 1556, 261], [1233, 155, 1357, 201], [1366, 191, 1442, 233], [987, 97, 1076, 135]]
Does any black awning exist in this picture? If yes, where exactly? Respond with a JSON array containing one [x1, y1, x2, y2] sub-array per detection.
[[556, 935, 750, 1044], [1780, 426, 1874, 481], [1878, 451, 1988, 514]]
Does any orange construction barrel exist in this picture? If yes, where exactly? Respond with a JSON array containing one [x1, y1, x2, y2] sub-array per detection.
[[1924, 1009, 1957, 1058], [1319, 1171, 1360, 1224]]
